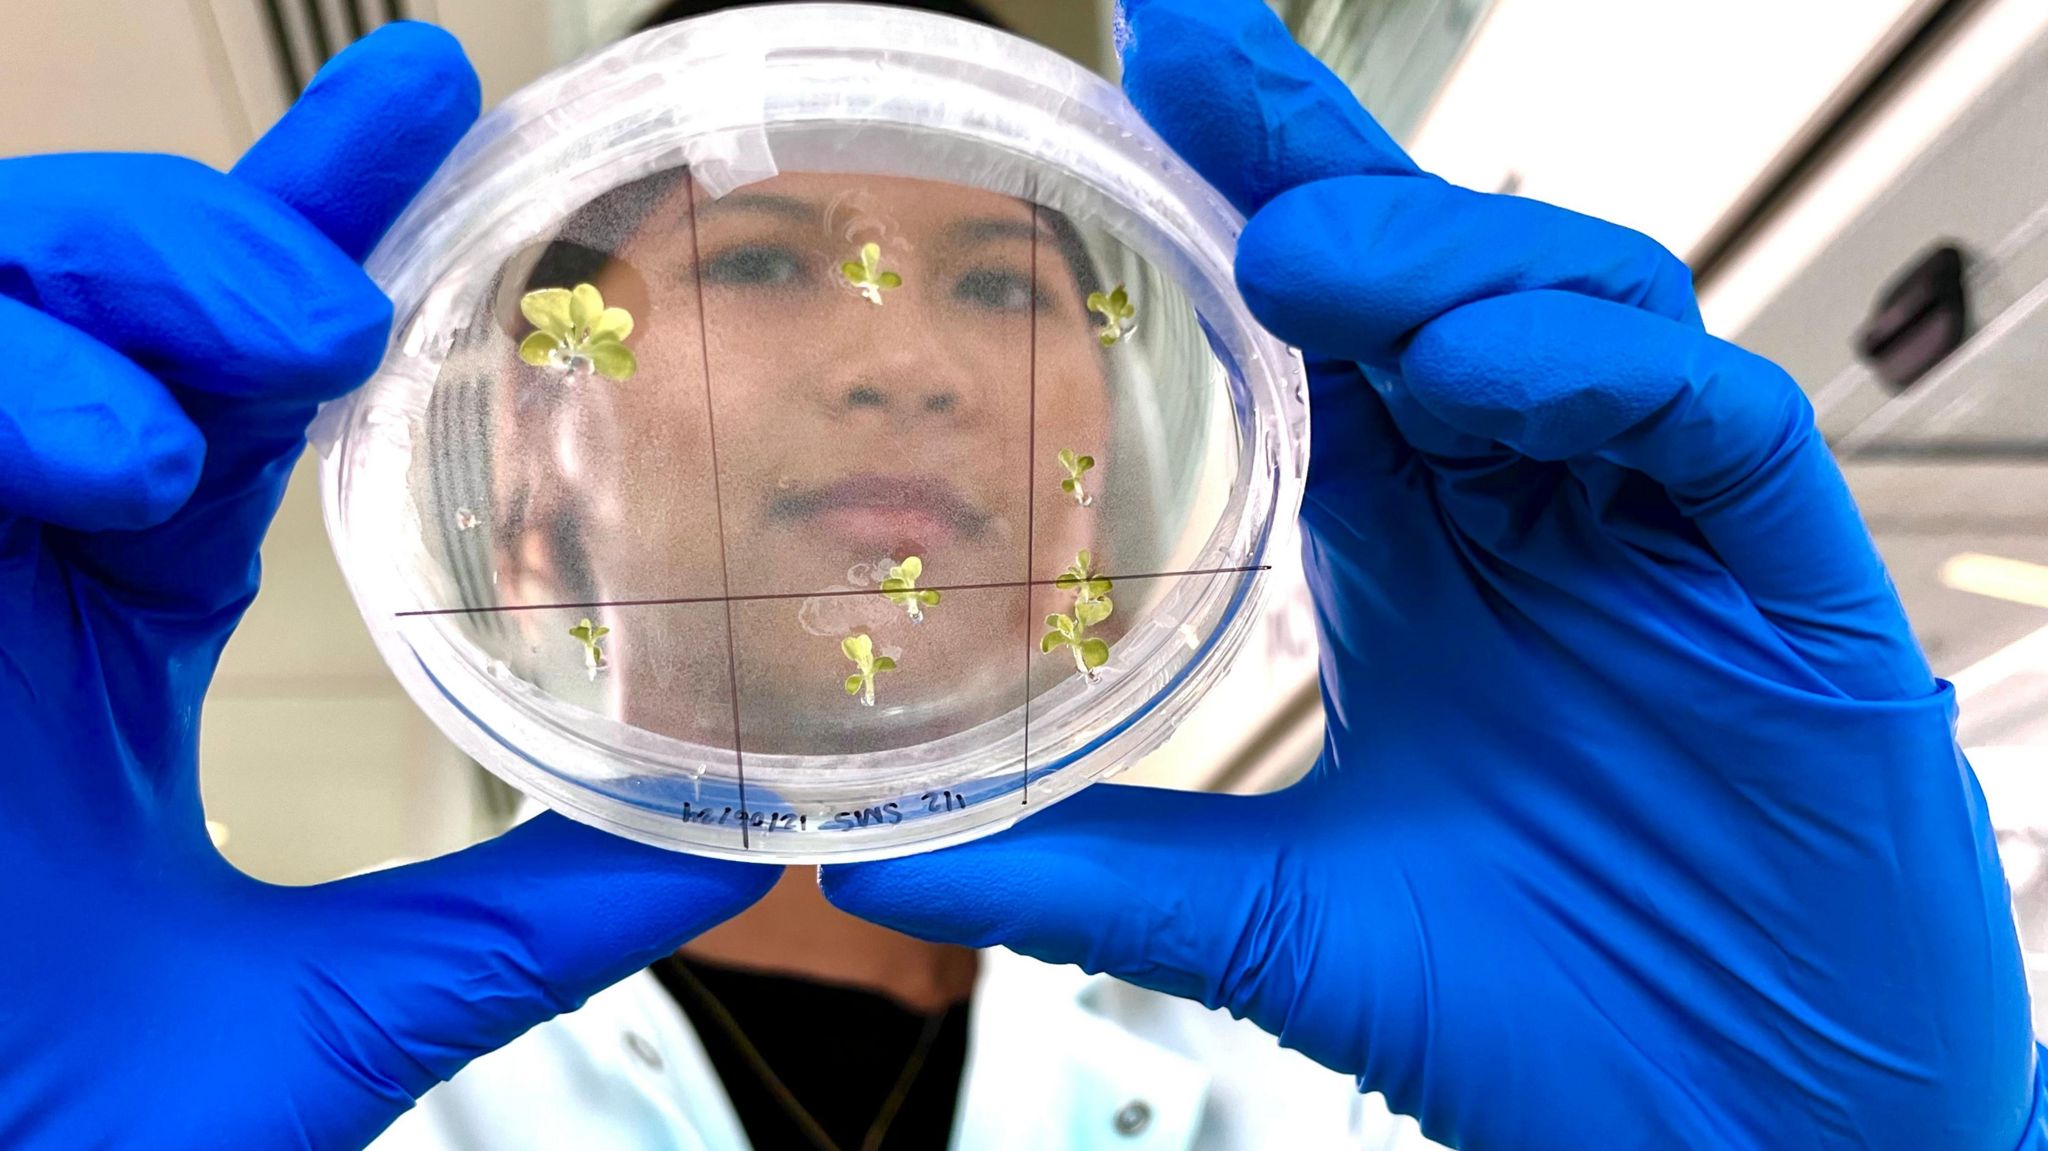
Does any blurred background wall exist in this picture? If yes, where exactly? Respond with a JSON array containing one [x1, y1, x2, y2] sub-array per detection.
[[5, 3, 2048, 1001]]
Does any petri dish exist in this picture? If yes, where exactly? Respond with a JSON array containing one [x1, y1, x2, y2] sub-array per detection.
[[315, 4, 1308, 862]]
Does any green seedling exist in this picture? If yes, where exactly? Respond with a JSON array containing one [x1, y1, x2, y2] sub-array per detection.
[[1057, 449, 1096, 507], [841, 633, 897, 707], [569, 618, 611, 678], [1087, 284, 1136, 346], [518, 283, 636, 381], [841, 242, 902, 305], [879, 555, 941, 623], [1043, 550, 1115, 680], [1054, 549, 1114, 608], [1041, 611, 1112, 679]]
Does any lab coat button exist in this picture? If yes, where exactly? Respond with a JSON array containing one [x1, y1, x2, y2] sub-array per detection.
[[1113, 1100, 1151, 1136], [623, 1031, 663, 1071]]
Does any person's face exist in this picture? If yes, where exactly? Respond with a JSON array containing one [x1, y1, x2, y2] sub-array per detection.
[[489, 172, 1116, 755]]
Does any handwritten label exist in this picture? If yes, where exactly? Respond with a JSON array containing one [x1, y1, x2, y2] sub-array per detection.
[[677, 803, 807, 833], [681, 789, 972, 834], [816, 790, 971, 831]]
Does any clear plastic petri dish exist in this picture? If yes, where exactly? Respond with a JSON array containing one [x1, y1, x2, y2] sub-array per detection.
[[315, 3, 1308, 862]]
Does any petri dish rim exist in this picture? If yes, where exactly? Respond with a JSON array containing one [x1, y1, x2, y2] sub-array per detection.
[[315, 4, 1309, 862]]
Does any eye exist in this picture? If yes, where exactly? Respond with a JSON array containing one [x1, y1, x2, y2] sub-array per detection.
[[954, 268, 1041, 311], [699, 244, 807, 287]]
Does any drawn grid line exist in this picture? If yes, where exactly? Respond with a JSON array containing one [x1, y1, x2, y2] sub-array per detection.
[[682, 168, 751, 849], [1021, 193, 1040, 804], [393, 566, 1269, 618]]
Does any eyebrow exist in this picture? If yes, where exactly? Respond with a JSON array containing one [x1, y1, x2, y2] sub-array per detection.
[[947, 217, 1050, 246], [692, 192, 815, 223], [693, 194, 1058, 251]]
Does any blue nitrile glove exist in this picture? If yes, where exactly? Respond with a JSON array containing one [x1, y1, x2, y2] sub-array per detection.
[[0, 25, 773, 1151], [825, 2, 2046, 1147]]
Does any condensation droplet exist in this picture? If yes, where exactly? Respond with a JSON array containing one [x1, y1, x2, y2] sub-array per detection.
[[800, 584, 901, 638], [488, 659, 511, 681]]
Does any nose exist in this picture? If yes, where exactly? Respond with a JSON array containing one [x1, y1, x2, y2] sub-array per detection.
[[811, 283, 991, 425], [824, 334, 973, 423], [838, 377, 962, 418]]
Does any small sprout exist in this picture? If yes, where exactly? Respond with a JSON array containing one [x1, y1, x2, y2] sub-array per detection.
[[1087, 283, 1136, 346], [518, 283, 637, 381], [454, 507, 480, 532], [1042, 550, 1115, 681], [879, 555, 941, 623], [1075, 595, 1112, 629], [569, 617, 611, 679], [1041, 612, 1112, 680], [841, 242, 903, 305], [841, 633, 898, 707], [1054, 549, 1114, 610], [1057, 449, 1096, 507]]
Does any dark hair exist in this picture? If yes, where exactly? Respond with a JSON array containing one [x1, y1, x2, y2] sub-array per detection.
[[601, 2, 1106, 308], [638, 0, 1005, 33], [517, 166, 1106, 331]]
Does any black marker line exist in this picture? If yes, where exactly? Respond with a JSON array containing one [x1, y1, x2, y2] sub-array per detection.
[[392, 565, 1271, 618], [682, 168, 751, 850], [1021, 195, 1041, 805]]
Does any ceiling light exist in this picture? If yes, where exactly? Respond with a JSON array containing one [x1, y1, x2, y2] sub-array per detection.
[[1939, 552, 2048, 609]]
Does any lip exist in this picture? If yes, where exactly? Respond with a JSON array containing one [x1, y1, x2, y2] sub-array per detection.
[[769, 474, 991, 553]]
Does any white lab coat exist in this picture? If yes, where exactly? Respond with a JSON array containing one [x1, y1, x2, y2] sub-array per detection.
[[369, 946, 1446, 1150]]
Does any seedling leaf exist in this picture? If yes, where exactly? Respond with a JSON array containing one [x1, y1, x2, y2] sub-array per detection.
[[1079, 638, 1111, 669]]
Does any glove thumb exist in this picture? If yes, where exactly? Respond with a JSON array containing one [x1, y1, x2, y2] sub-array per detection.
[[823, 782, 1395, 1075], [287, 813, 775, 1133]]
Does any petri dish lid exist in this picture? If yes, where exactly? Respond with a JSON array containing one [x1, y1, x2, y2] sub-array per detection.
[[315, 3, 1308, 863]]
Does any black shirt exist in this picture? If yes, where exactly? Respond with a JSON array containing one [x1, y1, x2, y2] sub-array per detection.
[[652, 954, 970, 1151]]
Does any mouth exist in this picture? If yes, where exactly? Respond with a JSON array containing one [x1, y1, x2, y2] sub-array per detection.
[[768, 474, 991, 556]]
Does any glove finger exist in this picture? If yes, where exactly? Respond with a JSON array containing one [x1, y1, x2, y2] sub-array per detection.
[[47, 26, 475, 634], [1237, 176, 1701, 378], [1117, 2, 1471, 487], [300, 812, 776, 1113], [232, 21, 480, 263], [826, 786, 1243, 995], [1401, 290, 1930, 700], [0, 296, 201, 532], [1117, 0, 1421, 217], [0, 153, 393, 406], [822, 783, 1401, 1077]]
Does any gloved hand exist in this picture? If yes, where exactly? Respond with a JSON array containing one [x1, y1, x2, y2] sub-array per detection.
[[0, 25, 772, 1151], [825, 2, 2045, 1147]]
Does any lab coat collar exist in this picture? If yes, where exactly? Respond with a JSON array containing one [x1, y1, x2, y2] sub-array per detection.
[[953, 947, 1212, 1151], [375, 947, 1216, 1151]]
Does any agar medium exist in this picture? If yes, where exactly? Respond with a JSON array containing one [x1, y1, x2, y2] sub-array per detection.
[[316, 4, 1308, 862]]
